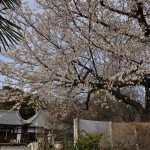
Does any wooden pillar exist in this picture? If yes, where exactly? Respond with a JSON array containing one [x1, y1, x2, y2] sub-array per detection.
[[17, 126, 22, 143], [74, 118, 79, 145], [5, 126, 8, 141]]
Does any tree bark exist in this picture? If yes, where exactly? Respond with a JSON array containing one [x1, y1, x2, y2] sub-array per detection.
[[110, 87, 150, 122], [141, 86, 150, 122], [138, 78, 150, 122]]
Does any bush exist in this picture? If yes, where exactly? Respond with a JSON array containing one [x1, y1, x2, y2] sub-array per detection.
[[61, 132, 103, 150], [75, 131, 103, 150]]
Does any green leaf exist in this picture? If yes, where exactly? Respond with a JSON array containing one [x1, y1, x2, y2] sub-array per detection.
[[0, 0, 22, 51]]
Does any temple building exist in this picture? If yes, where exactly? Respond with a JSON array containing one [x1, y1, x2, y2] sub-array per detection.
[[0, 110, 30, 145], [0, 109, 65, 146], [26, 110, 50, 142]]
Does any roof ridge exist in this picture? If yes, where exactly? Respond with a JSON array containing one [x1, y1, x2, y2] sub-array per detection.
[[27, 110, 41, 123]]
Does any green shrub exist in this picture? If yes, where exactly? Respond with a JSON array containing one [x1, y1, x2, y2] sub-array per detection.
[[51, 132, 103, 150], [76, 131, 103, 150]]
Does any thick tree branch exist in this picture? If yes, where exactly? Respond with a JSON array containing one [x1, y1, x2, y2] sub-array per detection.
[[84, 88, 97, 110], [100, 0, 150, 37], [134, 0, 150, 37], [110, 88, 145, 116], [100, 0, 135, 18]]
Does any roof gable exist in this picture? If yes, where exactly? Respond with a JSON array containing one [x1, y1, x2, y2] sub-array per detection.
[[0, 109, 29, 125]]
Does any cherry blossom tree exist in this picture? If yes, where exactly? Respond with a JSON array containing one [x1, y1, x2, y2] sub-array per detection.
[[0, 0, 150, 121]]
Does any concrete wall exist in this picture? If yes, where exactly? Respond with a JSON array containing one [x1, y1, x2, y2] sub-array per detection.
[[77, 119, 112, 147]]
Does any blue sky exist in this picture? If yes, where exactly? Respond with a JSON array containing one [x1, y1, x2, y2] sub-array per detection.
[[27, 0, 35, 9]]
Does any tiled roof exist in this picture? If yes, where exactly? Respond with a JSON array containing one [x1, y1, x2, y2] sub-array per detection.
[[27, 110, 64, 130], [0, 109, 29, 125], [27, 110, 50, 129]]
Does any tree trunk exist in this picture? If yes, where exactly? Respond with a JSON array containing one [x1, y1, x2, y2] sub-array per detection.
[[140, 86, 150, 122], [140, 112, 149, 122]]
